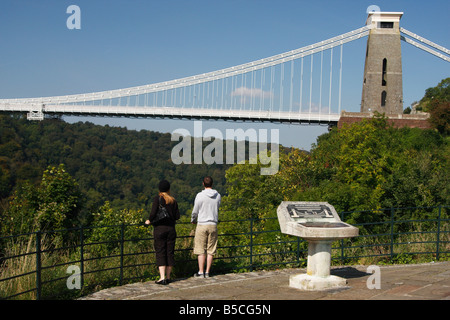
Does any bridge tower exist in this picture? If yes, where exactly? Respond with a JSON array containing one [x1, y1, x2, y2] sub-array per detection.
[[361, 12, 404, 114]]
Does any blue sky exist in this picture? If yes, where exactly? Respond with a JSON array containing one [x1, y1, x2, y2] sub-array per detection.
[[0, 0, 449, 150]]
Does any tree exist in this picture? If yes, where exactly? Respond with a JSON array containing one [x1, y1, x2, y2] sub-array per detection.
[[240, 114, 449, 217], [87, 201, 148, 254], [1, 164, 83, 236], [37, 164, 83, 230], [417, 78, 450, 135], [418, 78, 450, 112], [428, 100, 450, 135], [221, 154, 284, 222]]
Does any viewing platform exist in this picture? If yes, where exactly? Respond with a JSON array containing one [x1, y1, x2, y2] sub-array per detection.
[[79, 261, 449, 300]]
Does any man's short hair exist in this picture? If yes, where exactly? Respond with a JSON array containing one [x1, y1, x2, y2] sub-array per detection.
[[203, 176, 213, 188]]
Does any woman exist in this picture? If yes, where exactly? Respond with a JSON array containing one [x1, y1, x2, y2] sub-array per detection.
[[145, 180, 180, 285]]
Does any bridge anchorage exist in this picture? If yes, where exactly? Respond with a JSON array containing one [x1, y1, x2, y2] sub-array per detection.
[[0, 11, 448, 126]]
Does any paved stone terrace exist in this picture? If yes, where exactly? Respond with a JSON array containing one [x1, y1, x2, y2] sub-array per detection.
[[79, 261, 449, 300]]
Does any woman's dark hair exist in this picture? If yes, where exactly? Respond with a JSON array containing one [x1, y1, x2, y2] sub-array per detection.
[[158, 180, 174, 204], [158, 180, 170, 192]]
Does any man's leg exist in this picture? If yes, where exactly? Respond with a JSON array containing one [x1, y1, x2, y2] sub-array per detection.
[[197, 254, 206, 274], [205, 225, 218, 276], [205, 254, 213, 274], [194, 225, 207, 276]]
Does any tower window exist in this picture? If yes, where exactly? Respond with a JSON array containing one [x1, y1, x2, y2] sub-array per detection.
[[380, 22, 394, 28], [381, 91, 387, 107], [382, 58, 387, 86]]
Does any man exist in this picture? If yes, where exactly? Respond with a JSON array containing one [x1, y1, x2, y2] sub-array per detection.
[[191, 176, 221, 278]]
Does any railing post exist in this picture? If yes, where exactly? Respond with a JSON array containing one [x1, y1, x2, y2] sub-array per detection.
[[119, 223, 125, 286], [35, 231, 42, 300], [436, 205, 441, 261], [249, 218, 253, 272], [79, 226, 84, 289], [390, 207, 395, 260], [340, 211, 345, 263]]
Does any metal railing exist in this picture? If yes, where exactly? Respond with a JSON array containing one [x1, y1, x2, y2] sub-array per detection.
[[0, 205, 448, 300]]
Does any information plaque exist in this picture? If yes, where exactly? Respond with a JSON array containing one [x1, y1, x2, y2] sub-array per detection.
[[286, 203, 334, 219]]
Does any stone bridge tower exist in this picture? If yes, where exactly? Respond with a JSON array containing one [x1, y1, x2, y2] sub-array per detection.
[[361, 12, 404, 114]]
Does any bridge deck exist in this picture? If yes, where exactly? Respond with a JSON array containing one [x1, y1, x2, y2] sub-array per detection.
[[0, 104, 340, 124]]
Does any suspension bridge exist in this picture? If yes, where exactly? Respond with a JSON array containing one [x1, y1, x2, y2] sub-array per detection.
[[0, 11, 448, 124]]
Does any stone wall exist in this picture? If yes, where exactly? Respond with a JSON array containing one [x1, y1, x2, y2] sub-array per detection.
[[338, 112, 432, 129]]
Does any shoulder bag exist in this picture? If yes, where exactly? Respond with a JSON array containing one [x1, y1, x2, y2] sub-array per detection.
[[152, 196, 170, 224]]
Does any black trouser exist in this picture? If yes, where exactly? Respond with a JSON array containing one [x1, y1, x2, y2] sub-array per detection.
[[153, 225, 177, 266]]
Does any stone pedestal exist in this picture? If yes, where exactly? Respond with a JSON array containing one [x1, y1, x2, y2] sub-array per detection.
[[289, 273, 347, 291], [289, 240, 347, 291], [307, 240, 332, 277], [276, 202, 358, 291]]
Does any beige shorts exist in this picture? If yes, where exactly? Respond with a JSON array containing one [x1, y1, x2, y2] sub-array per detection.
[[193, 224, 218, 256]]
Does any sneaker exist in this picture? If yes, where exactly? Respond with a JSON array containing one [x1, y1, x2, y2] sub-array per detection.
[[194, 272, 204, 278], [204, 273, 210, 278]]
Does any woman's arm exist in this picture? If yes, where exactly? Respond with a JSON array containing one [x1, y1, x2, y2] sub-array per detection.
[[145, 196, 159, 225]]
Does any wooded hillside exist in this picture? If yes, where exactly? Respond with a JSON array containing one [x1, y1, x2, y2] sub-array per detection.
[[0, 115, 231, 224]]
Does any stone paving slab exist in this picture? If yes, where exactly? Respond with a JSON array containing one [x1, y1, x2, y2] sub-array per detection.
[[79, 261, 450, 301]]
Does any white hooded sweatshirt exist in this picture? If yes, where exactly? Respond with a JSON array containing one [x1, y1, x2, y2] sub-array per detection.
[[191, 188, 221, 225]]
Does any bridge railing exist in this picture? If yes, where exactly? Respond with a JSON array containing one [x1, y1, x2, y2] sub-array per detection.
[[0, 205, 448, 300]]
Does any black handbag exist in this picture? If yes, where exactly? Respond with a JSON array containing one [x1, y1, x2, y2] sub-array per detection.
[[152, 197, 170, 224]]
